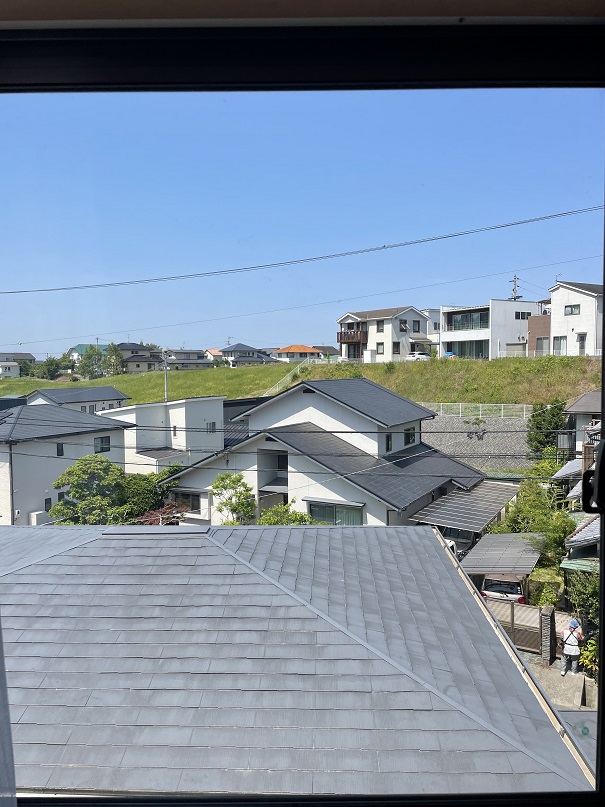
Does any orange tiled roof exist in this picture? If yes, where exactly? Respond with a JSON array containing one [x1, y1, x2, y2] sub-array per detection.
[[275, 345, 322, 353]]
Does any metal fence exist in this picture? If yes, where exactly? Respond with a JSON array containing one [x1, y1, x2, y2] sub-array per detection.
[[418, 402, 533, 418]]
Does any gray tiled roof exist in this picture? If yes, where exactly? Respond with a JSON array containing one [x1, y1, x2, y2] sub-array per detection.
[[267, 423, 483, 510], [240, 378, 436, 428], [0, 523, 592, 794], [28, 386, 130, 405], [565, 389, 601, 415], [553, 458, 583, 480], [460, 533, 541, 576], [410, 481, 518, 533], [565, 515, 600, 549], [0, 405, 132, 443]]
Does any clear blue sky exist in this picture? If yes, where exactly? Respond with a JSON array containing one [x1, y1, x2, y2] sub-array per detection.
[[1, 88, 603, 358]]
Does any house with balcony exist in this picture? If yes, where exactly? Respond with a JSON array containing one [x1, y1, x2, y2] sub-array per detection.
[[548, 280, 603, 357], [164, 378, 484, 526], [439, 299, 541, 359], [336, 306, 431, 362], [558, 389, 601, 458]]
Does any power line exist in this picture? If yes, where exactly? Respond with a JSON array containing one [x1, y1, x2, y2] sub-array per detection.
[[1, 206, 602, 298], [2, 254, 602, 349]]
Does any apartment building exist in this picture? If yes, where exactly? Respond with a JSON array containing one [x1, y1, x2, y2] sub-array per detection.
[[336, 306, 431, 362]]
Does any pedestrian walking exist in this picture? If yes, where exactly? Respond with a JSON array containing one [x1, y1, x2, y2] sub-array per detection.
[[560, 618, 583, 676]]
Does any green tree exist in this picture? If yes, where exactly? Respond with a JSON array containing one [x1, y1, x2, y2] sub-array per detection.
[[78, 345, 104, 379], [102, 343, 125, 376], [58, 352, 76, 373], [17, 360, 34, 377], [34, 357, 62, 380], [489, 478, 575, 566], [526, 399, 567, 456], [210, 472, 256, 524], [124, 464, 183, 516], [257, 499, 317, 525]]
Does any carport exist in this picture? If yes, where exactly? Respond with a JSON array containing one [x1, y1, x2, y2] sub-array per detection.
[[410, 480, 518, 550]]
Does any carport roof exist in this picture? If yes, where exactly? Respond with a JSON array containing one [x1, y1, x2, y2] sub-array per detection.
[[460, 533, 541, 576], [409, 481, 518, 533]]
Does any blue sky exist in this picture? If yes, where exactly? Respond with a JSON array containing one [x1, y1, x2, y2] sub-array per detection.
[[1, 88, 603, 358]]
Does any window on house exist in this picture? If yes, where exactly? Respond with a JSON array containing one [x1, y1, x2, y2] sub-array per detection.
[[44, 498, 52, 512], [564, 304, 581, 315], [553, 335, 568, 356], [392, 343, 400, 355], [399, 319, 407, 332], [56, 443, 64, 457], [376, 320, 384, 332], [376, 343, 384, 354], [433, 322, 440, 331], [57, 491, 65, 502], [94, 436, 110, 453], [385, 433, 393, 452], [108, 403, 114, 409], [206, 422, 216, 433], [135, 363, 140, 368], [173, 491, 201, 512], [308, 503, 363, 526], [80, 406, 86, 412], [173, 425, 177, 437], [147, 363, 154, 370], [88, 405, 95, 413], [535, 336, 549, 356], [404, 426, 416, 446], [412, 320, 421, 332]]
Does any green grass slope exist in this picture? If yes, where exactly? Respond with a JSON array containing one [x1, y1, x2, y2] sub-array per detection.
[[0, 356, 600, 406]]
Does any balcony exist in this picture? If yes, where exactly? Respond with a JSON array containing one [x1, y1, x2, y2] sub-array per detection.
[[337, 330, 367, 343], [444, 320, 489, 332]]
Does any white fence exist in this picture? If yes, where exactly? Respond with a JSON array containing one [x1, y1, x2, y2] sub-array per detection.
[[418, 402, 533, 418]]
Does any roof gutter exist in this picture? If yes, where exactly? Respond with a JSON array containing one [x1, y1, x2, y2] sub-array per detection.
[[8, 442, 15, 526]]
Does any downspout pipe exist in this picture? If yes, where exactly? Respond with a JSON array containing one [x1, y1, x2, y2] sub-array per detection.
[[8, 442, 14, 526]]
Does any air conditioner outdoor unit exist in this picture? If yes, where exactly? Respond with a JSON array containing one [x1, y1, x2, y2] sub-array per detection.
[[14, 509, 21, 517]]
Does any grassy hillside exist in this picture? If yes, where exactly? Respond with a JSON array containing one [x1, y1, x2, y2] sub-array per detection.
[[0, 356, 600, 406]]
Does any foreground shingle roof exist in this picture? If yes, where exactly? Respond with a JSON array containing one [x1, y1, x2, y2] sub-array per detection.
[[0, 405, 132, 443], [28, 386, 130, 405], [0, 524, 592, 795]]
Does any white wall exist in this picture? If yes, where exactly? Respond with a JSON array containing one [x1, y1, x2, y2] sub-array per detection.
[[0, 431, 125, 527], [550, 286, 600, 356], [0, 363, 19, 379], [100, 397, 225, 473]]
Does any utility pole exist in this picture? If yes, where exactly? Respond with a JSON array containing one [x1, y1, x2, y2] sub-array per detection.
[[162, 351, 168, 402], [509, 274, 522, 301]]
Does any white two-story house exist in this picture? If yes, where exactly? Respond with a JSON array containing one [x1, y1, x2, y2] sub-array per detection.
[[165, 378, 484, 526], [336, 306, 431, 362], [98, 396, 226, 475], [0, 404, 131, 526], [440, 299, 541, 359], [548, 280, 603, 357]]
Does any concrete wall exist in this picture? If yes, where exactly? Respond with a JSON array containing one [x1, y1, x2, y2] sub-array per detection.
[[0, 431, 125, 527]]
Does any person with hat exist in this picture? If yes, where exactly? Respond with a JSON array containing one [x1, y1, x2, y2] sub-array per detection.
[[560, 618, 584, 676]]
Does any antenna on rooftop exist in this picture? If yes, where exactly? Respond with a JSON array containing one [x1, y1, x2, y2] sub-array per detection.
[[509, 274, 522, 301]]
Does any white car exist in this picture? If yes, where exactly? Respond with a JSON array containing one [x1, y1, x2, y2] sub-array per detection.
[[405, 351, 430, 362]]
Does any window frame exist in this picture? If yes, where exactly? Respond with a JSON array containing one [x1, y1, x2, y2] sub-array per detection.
[[1, 16, 604, 807], [376, 342, 384, 355], [94, 435, 111, 453], [565, 304, 581, 315]]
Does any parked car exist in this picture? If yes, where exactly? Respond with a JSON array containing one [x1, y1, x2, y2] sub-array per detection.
[[405, 351, 430, 362], [481, 574, 526, 604]]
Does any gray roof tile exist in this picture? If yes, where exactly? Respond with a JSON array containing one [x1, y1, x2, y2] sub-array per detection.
[[0, 523, 594, 795]]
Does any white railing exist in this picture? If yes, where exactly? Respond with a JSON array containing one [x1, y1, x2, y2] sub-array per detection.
[[264, 357, 314, 396], [418, 402, 533, 418]]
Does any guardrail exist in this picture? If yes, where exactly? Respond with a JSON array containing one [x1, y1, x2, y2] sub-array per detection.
[[418, 402, 533, 418], [264, 358, 314, 396]]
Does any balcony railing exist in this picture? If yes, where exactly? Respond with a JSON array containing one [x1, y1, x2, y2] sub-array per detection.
[[444, 321, 489, 331], [337, 330, 367, 343]]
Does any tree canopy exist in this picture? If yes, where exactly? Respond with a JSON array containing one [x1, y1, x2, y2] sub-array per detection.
[[526, 399, 567, 456], [102, 343, 125, 376], [257, 500, 317, 525], [78, 345, 104, 379], [210, 472, 256, 524], [50, 455, 182, 525]]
